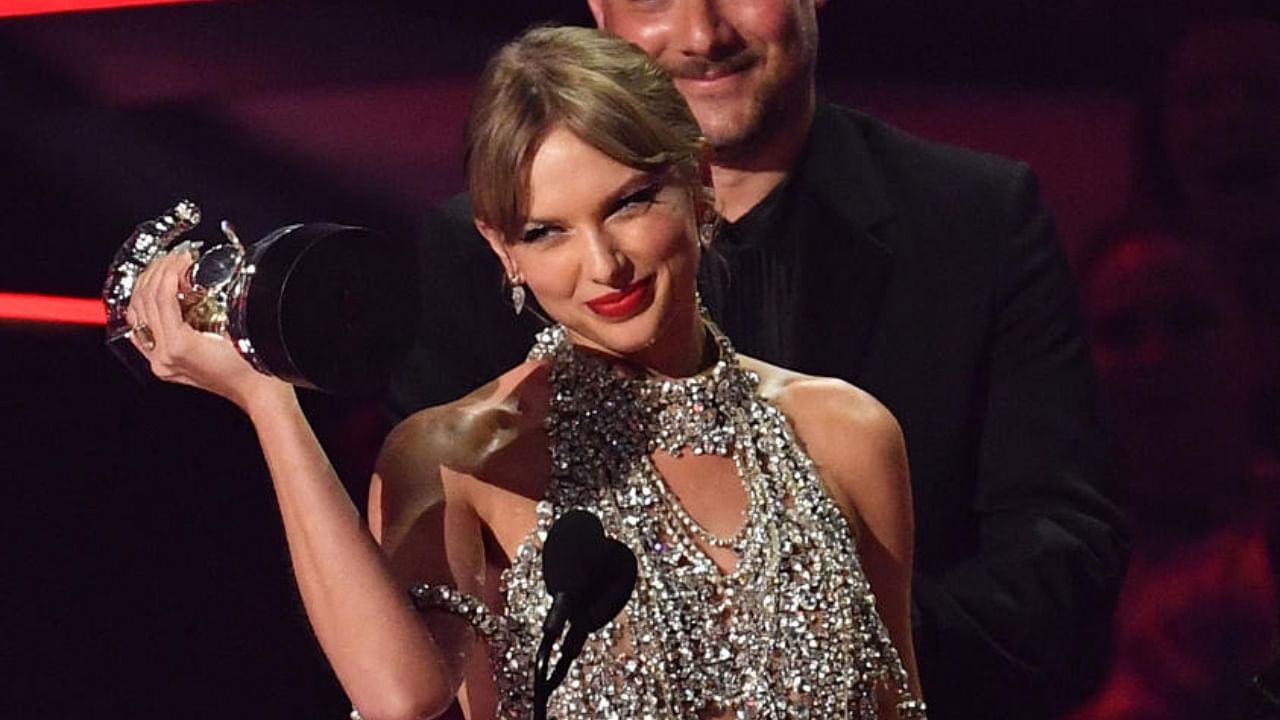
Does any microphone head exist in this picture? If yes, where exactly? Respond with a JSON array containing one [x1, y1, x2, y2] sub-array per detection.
[[536, 509, 639, 695], [542, 509, 605, 596], [577, 538, 638, 633]]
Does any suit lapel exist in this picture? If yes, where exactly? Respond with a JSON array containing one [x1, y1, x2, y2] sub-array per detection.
[[790, 103, 897, 381]]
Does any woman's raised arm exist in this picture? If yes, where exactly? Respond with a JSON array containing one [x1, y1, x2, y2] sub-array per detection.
[[125, 252, 482, 720]]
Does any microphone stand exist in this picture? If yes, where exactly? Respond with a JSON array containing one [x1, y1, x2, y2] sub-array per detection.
[[531, 510, 638, 720], [533, 605, 566, 720], [533, 617, 592, 720]]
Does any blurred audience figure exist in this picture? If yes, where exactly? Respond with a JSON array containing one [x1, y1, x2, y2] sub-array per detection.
[[1134, 7, 1280, 333], [1071, 227, 1279, 720]]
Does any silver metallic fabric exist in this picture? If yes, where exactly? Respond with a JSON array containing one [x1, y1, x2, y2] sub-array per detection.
[[412, 323, 926, 719]]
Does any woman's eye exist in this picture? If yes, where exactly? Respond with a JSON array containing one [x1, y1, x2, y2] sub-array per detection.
[[520, 225, 557, 243], [614, 184, 662, 214]]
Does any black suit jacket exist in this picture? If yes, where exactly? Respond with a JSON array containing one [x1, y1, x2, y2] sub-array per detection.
[[387, 102, 1128, 719]]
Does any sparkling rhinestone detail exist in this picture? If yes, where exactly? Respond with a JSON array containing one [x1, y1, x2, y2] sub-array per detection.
[[411, 321, 925, 719]]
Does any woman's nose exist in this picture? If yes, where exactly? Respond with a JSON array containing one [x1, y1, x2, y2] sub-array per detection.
[[585, 230, 630, 286]]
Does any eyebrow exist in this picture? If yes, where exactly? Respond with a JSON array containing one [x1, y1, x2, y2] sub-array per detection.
[[523, 168, 661, 228]]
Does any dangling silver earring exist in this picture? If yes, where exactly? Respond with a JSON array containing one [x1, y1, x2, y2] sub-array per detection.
[[698, 215, 718, 249], [508, 274, 526, 316]]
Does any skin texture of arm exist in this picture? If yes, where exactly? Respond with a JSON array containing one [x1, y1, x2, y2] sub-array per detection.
[[125, 253, 481, 720], [248, 397, 471, 720]]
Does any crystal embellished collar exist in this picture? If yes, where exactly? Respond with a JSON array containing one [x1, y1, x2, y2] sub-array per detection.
[[528, 321, 759, 482], [405, 316, 928, 720]]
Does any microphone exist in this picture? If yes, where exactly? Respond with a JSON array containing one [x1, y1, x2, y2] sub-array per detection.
[[545, 538, 636, 690], [540, 510, 606, 650], [534, 510, 638, 719]]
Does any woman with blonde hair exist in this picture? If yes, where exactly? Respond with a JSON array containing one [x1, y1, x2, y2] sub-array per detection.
[[125, 25, 924, 719]]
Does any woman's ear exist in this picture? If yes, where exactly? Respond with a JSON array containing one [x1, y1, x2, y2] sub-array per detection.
[[475, 219, 519, 279]]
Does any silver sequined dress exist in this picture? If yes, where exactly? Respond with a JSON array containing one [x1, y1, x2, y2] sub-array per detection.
[[411, 324, 926, 719]]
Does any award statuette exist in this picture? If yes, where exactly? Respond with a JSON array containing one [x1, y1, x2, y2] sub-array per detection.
[[103, 200, 419, 395]]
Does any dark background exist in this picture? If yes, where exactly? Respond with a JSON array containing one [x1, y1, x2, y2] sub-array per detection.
[[0, 2, 1230, 717]]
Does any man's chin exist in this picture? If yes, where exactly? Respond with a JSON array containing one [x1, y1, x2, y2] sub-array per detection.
[[687, 102, 750, 136], [687, 91, 800, 163], [690, 108, 763, 157]]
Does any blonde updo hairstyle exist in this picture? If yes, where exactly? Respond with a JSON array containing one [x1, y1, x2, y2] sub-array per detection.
[[465, 25, 708, 243]]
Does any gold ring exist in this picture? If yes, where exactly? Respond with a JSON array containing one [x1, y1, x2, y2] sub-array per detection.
[[133, 322, 156, 351]]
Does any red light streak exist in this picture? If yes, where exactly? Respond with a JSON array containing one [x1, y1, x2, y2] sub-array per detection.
[[0, 0, 213, 19], [0, 293, 106, 326]]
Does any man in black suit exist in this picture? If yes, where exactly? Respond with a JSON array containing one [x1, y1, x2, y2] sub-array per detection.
[[388, 2, 1127, 717]]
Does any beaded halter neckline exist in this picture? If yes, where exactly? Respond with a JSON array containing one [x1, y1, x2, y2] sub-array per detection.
[[410, 320, 926, 719]]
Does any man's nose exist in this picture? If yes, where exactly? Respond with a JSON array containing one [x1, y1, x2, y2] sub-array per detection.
[[674, 0, 733, 58]]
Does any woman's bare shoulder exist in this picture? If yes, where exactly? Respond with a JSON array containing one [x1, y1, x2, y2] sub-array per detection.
[[740, 355, 907, 523], [377, 359, 552, 485], [740, 355, 897, 439]]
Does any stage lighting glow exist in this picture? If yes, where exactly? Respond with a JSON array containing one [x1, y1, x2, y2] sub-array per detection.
[[0, 0, 212, 19], [0, 293, 106, 326]]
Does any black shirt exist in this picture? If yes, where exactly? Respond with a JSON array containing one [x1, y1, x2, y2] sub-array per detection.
[[698, 175, 803, 368]]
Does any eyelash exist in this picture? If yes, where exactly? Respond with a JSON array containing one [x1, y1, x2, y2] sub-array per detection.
[[518, 182, 664, 243], [614, 183, 662, 214], [520, 225, 555, 243]]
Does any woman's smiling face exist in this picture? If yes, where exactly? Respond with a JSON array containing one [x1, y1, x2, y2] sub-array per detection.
[[481, 126, 705, 374]]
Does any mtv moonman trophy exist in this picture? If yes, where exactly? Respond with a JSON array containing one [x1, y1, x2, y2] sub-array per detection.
[[103, 200, 419, 395]]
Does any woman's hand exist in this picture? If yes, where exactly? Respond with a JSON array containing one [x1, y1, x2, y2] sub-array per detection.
[[125, 250, 291, 414], [126, 249, 469, 717]]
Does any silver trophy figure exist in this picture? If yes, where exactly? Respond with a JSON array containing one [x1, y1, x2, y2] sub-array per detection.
[[103, 200, 419, 395]]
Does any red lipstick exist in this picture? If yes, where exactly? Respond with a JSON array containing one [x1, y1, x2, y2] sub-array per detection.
[[586, 278, 652, 319]]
